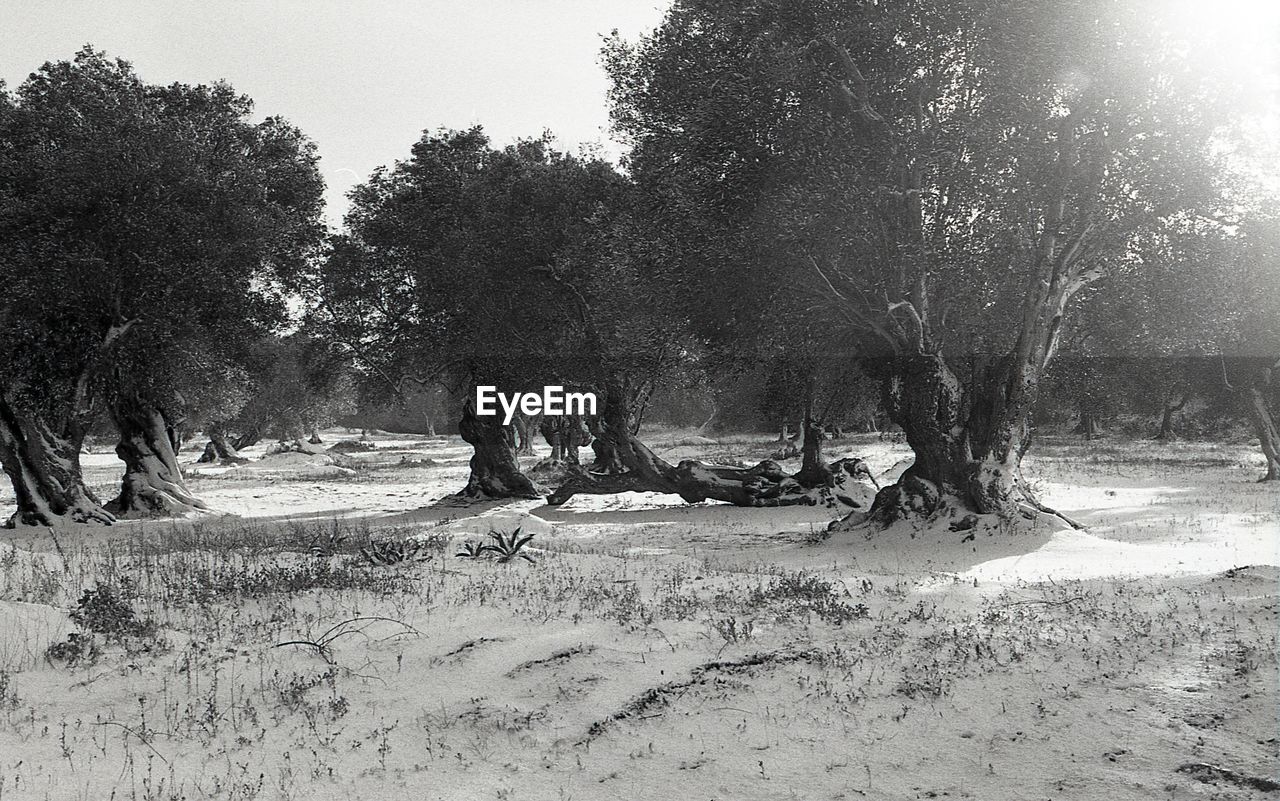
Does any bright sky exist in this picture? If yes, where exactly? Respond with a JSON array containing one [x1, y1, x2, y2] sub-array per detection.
[[0, 1, 671, 226]]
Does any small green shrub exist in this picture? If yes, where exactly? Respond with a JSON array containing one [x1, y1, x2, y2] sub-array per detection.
[[454, 528, 537, 564], [483, 528, 537, 564], [360, 538, 432, 566], [455, 540, 487, 559], [69, 585, 157, 641]]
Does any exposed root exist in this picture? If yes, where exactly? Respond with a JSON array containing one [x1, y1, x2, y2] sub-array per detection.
[[506, 645, 596, 677], [580, 648, 817, 743], [432, 637, 508, 664], [830, 472, 940, 531], [1176, 762, 1280, 793], [830, 470, 1088, 533], [1014, 476, 1086, 530], [549, 450, 875, 510], [107, 477, 210, 519]]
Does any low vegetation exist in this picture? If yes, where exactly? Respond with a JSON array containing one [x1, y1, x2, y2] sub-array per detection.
[[0, 433, 1273, 799]]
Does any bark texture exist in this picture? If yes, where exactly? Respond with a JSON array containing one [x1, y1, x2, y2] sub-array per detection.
[[540, 415, 589, 464], [793, 414, 833, 488], [548, 378, 871, 508], [0, 398, 114, 527], [198, 427, 245, 463], [1244, 385, 1280, 482], [231, 427, 263, 451], [1224, 358, 1280, 482], [807, 46, 1105, 530], [457, 398, 541, 499], [855, 352, 1034, 526], [107, 398, 208, 517], [514, 413, 538, 456]]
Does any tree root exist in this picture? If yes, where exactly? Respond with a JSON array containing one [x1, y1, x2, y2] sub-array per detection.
[[1176, 762, 1280, 793], [580, 649, 817, 743], [547, 426, 877, 510], [1014, 477, 1086, 530]]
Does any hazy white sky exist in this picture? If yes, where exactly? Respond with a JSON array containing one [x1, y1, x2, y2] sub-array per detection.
[[0, 1, 672, 225]]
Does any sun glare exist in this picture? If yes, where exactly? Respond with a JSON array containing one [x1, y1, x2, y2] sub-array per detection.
[[1166, 0, 1280, 71]]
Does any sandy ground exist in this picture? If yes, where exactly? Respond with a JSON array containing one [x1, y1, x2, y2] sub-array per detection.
[[0, 429, 1276, 800]]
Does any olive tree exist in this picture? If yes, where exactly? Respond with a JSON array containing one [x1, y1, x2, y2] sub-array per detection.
[[607, 0, 1251, 524], [0, 49, 323, 525]]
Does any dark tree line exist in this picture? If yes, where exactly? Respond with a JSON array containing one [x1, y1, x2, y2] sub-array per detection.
[[2, 3, 1277, 529]]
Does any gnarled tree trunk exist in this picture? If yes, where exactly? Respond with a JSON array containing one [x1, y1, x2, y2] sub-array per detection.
[[1223, 357, 1279, 482], [793, 412, 833, 488], [549, 377, 868, 508], [587, 399, 636, 474], [1245, 385, 1280, 481], [230, 426, 262, 451], [854, 351, 1036, 526], [514, 413, 538, 457], [457, 397, 541, 499], [589, 436, 626, 473], [539, 415, 588, 464], [1237, 360, 1280, 482], [107, 398, 208, 517], [198, 426, 244, 463], [569, 416, 591, 464], [0, 398, 115, 527], [541, 417, 566, 462]]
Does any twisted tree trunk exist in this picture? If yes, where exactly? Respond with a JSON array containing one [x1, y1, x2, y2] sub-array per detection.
[[198, 426, 244, 463], [541, 417, 566, 462], [849, 348, 1039, 524], [587, 399, 635, 474], [457, 396, 541, 499], [1245, 385, 1280, 482], [0, 398, 114, 527], [549, 377, 862, 507], [793, 379, 833, 487], [514, 413, 538, 457], [589, 436, 626, 474], [230, 427, 263, 451], [1238, 360, 1280, 482], [1222, 357, 1279, 482], [791, 416, 832, 487], [540, 415, 588, 464], [107, 398, 208, 517]]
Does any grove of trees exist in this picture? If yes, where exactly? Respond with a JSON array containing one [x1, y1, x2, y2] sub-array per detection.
[[2, 0, 1277, 528], [0, 49, 324, 525]]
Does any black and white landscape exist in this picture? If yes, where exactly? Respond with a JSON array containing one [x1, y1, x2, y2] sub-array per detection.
[[0, 2, 1277, 799]]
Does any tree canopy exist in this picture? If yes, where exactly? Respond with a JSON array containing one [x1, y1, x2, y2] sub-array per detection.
[[0, 47, 324, 524]]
